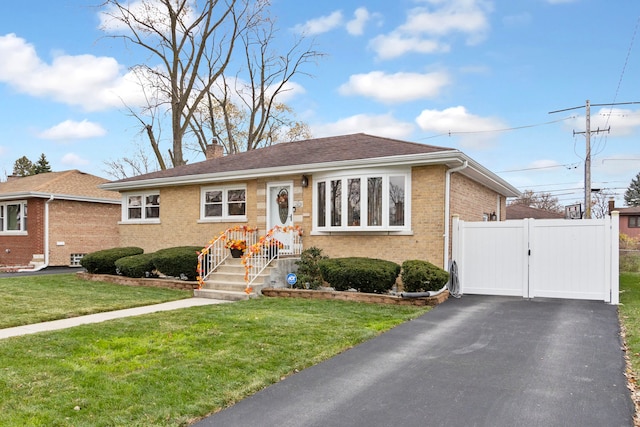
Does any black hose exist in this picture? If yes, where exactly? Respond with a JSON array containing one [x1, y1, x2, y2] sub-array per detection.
[[448, 260, 461, 298]]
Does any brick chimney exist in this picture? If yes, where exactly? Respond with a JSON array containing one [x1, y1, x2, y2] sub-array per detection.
[[205, 142, 224, 160], [608, 198, 615, 215]]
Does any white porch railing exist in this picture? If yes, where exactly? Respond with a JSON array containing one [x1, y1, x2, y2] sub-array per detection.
[[197, 226, 259, 288], [243, 225, 303, 291]]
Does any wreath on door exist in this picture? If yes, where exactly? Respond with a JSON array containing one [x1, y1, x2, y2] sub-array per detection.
[[276, 188, 289, 224]]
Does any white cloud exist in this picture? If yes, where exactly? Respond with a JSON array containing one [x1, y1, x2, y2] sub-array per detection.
[[38, 120, 107, 140], [346, 7, 371, 36], [0, 33, 145, 111], [415, 106, 506, 149], [293, 11, 344, 35], [338, 70, 450, 103], [369, 0, 492, 59], [312, 113, 414, 139], [566, 108, 640, 137], [369, 33, 449, 60], [61, 153, 90, 166]]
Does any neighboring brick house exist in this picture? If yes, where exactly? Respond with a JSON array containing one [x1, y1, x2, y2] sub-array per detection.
[[101, 133, 520, 269], [616, 206, 640, 239], [0, 170, 121, 269]]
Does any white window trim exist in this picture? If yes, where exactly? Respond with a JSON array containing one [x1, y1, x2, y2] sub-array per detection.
[[312, 168, 412, 234], [0, 200, 28, 235], [199, 184, 248, 223], [120, 192, 161, 224]]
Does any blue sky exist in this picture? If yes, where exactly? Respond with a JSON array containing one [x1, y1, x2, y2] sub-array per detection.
[[0, 0, 639, 208]]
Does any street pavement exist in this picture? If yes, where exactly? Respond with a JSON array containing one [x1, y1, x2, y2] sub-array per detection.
[[194, 295, 635, 427]]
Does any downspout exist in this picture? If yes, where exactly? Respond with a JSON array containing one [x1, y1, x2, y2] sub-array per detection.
[[443, 161, 468, 271], [21, 195, 53, 272]]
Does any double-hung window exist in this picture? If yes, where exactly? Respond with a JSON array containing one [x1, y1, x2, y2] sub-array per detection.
[[314, 170, 410, 232], [123, 192, 160, 222], [201, 185, 247, 221], [0, 201, 28, 233]]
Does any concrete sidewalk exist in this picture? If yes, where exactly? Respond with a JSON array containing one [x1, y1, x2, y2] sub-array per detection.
[[0, 297, 229, 340]]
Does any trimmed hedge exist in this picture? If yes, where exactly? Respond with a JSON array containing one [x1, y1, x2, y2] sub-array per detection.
[[80, 247, 144, 274], [151, 246, 201, 280], [115, 253, 157, 278], [318, 257, 400, 293], [401, 260, 449, 292]]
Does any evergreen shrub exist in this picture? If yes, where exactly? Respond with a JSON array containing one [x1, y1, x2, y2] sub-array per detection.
[[318, 257, 400, 293], [401, 260, 449, 292], [80, 247, 144, 274]]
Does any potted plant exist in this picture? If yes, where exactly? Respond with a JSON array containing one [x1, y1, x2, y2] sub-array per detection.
[[225, 239, 247, 258]]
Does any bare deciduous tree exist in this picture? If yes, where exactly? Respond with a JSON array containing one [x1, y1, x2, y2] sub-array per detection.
[[100, 0, 319, 172], [509, 189, 564, 213]]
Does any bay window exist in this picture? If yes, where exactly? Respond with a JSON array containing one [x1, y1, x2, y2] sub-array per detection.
[[314, 170, 410, 232]]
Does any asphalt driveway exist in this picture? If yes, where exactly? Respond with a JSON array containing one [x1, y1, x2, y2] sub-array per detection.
[[194, 295, 634, 427]]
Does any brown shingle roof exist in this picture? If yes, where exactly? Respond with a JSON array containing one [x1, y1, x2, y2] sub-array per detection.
[[506, 204, 565, 219], [113, 133, 454, 184], [616, 206, 640, 215], [0, 170, 120, 201]]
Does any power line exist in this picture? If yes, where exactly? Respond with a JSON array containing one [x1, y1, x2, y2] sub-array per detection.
[[498, 162, 579, 173], [418, 116, 574, 140]]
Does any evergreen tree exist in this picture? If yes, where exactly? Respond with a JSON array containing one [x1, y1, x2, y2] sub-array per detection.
[[32, 153, 52, 174], [624, 172, 640, 206], [12, 156, 34, 176]]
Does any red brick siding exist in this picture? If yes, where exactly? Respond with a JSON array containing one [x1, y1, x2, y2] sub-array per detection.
[[0, 198, 45, 266], [620, 215, 640, 239], [48, 200, 120, 266]]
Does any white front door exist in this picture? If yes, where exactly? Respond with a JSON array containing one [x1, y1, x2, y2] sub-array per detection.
[[267, 182, 294, 254]]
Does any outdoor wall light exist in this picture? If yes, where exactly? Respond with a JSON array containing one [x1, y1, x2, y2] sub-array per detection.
[[301, 175, 309, 188]]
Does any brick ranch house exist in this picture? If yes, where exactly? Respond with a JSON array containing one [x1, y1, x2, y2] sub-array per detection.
[[0, 170, 121, 269], [100, 134, 520, 271]]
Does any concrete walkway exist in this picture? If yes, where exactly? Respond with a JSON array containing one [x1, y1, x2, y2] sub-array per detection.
[[0, 298, 229, 340]]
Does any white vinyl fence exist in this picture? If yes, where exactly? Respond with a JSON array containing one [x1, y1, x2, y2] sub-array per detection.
[[451, 212, 619, 304]]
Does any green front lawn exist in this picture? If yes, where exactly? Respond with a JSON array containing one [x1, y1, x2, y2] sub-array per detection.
[[619, 272, 640, 375], [0, 273, 191, 328], [0, 294, 429, 426]]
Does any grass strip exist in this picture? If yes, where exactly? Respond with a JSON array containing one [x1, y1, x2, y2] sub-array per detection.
[[0, 297, 429, 426], [0, 274, 191, 328]]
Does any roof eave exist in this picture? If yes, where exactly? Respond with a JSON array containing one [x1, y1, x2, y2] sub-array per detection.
[[0, 192, 121, 204], [100, 150, 520, 197]]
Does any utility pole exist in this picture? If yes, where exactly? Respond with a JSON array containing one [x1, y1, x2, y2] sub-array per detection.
[[572, 100, 609, 218], [549, 99, 633, 218]]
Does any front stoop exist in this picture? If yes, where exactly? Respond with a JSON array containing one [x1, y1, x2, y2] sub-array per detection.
[[194, 257, 275, 301]]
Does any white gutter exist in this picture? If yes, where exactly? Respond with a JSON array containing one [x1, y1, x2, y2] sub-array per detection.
[[443, 161, 468, 271], [20, 195, 53, 272]]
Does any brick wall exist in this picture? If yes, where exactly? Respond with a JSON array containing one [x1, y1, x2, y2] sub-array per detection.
[[0, 198, 45, 266], [116, 168, 506, 269], [620, 216, 640, 239], [120, 181, 261, 252], [48, 200, 120, 266]]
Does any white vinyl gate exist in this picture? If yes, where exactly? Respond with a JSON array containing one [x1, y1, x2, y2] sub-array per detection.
[[451, 212, 620, 304]]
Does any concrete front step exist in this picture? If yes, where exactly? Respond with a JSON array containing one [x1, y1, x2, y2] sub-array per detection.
[[196, 257, 275, 301]]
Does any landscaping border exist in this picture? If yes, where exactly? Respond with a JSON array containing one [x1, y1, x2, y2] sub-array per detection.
[[77, 272, 198, 291], [261, 288, 449, 306]]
